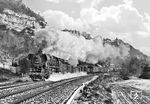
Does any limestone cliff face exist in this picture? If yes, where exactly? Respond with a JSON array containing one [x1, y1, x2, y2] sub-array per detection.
[[0, 0, 46, 67], [0, 9, 44, 32], [104, 38, 148, 60], [62, 29, 92, 40], [0, 0, 45, 23]]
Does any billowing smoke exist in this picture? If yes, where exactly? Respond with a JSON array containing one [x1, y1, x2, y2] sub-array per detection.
[[34, 27, 129, 66]]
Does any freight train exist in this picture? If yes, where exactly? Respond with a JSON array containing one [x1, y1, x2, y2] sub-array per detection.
[[12, 50, 103, 81], [12, 50, 121, 81]]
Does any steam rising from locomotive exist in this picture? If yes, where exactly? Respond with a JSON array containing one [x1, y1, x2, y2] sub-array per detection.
[[34, 27, 129, 66]]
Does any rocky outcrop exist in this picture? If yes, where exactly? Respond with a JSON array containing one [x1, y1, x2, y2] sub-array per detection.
[[0, 0, 45, 23], [62, 29, 92, 40], [0, 0, 46, 68], [0, 9, 45, 32], [103, 38, 148, 60]]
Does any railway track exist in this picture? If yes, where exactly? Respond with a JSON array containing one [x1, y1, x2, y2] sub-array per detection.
[[0, 81, 35, 90], [0, 81, 53, 99], [116, 86, 139, 104], [121, 86, 150, 104], [0, 81, 18, 87], [0, 75, 94, 104], [111, 84, 150, 104]]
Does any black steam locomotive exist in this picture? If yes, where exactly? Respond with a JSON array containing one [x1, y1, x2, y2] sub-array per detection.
[[12, 50, 50, 81], [12, 50, 77, 81], [27, 50, 49, 81]]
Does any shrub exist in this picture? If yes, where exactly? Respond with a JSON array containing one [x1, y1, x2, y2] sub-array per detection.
[[119, 57, 147, 79]]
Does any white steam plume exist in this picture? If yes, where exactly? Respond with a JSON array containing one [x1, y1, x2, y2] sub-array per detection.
[[34, 27, 129, 66]]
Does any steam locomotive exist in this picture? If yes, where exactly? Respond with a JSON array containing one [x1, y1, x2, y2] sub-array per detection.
[[12, 50, 49, 81], [28, 51, 49, 81], [12, 50, 80, 81]]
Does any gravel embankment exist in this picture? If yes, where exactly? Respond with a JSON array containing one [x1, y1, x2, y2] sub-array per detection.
[[72, 74, 121, 104], [22, 76, 94, 104]]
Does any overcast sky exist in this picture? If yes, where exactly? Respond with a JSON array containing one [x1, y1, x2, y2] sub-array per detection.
[[23, 0, 150, 56]]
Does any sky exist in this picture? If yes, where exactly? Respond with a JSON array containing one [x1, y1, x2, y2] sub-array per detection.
[[23, 0, 150, 56]]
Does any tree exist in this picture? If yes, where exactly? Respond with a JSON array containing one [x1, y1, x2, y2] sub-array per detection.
[[120, 57, 147, 79]]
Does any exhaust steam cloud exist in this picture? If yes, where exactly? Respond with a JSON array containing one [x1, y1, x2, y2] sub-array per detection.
[[34, 27, 129, 66]]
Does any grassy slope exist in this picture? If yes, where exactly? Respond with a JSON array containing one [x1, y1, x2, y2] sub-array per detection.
[[0, 67, 19, 81]]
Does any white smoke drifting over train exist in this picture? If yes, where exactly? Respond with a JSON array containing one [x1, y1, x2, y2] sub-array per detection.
[[34, 27, 129, 66]]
